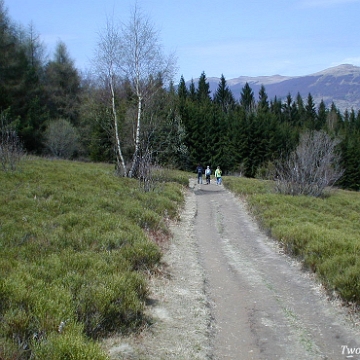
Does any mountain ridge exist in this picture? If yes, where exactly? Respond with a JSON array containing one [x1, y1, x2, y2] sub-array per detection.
[[191, 64, 360, 112]]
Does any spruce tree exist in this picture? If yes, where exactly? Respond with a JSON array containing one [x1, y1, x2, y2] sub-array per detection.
[[177, 75, 188, 101], [177, 75, 188, 122], [213, 74, 235, 113], [338, 131, 360, 190], [44, 41, 81, 124], [283, 93, 294, 123], [258, 85, 269, 114], [348, 109, 357, 131], [296, 92, 306, 127], [270, 96, 282, 120], [0, 3, 29, 117], [197, 71, 211, 103], [240, 82, 255, 114], [305, 93, 317, 129], [188, 79, 197, 102], [316, 100, 327, 130]]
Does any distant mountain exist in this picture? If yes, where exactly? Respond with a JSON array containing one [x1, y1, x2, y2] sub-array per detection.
[[193, 64, 360, 112]]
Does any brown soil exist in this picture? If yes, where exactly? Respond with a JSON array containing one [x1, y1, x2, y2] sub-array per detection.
[[103, 178, 360, 360]]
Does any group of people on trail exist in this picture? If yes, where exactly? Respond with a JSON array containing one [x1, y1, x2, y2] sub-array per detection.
[[196, 164, 222, 185]]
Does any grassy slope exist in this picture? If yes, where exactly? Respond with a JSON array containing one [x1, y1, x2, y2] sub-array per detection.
[[225, 176, 360, 304], [0, 157, 188, 360]]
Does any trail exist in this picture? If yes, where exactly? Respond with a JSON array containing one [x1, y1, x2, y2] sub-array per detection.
[[194, 179, 360, 359]]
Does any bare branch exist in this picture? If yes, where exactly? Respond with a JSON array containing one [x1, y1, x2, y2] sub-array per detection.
[[93, 16, 127, 176], [0, 111, 23, 171], [275, 130, 344, 197]]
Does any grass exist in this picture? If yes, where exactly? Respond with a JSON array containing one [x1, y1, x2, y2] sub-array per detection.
[[225, 176, 360, 304], [0, 157, 188, 360]]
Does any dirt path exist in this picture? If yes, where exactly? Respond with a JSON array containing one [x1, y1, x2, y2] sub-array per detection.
[[194, 179, 360, 359], [105, 178, 360, 360]]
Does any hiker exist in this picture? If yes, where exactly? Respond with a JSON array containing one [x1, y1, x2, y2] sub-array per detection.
[[215, 166, 222, 185], [205, 165, 211, 184], [196, 164, 204, 184]]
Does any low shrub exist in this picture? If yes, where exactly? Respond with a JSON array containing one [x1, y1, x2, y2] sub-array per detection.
[[317, 254, 360, 301], [76, 272, 147, 337], [33, 322, 108, 360], [122, 239, 162, 271], [0, 158, 186, 358], [225, 176, 273, 196], [152, 167, 191, 187]]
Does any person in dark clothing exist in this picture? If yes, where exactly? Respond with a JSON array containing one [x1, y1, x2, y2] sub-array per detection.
[[196, 164, 204, 184]]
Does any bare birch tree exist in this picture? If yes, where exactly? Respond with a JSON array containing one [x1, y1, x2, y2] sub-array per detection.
[[120, 5, 176, 177], [94, 7, 176, 177], [94, 17, 127, 176]]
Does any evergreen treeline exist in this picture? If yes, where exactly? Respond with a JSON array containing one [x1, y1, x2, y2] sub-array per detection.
[[2, 1, 360, 190], [177, 72, 360, 190]]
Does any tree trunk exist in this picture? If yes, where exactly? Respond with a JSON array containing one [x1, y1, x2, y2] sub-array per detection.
[[129, 95, 142, 177], [110, 75, 127, 176]]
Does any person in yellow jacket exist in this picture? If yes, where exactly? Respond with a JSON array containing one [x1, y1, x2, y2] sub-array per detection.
[[214, 166, 222, 185]]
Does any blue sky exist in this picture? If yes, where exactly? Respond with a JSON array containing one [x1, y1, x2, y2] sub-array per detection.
[[6, 0, 360, 81]]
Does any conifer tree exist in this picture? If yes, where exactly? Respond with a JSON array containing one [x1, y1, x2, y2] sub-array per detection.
[[240, 82, 255, 114], [0, 2, 28, 117], [177, 75, 188, 101], [348, 108, 357, 131], [296, 92, 306, 127], [213, 74, 235, 113], [283, 93, 297, 124], [188, 79, 197, 102], [44, 41, 81, 124], [177, 75, 188, 121], [355, 110, 360, 130], [316, 100, 327, 130], [305, 93, 317, 129], [197, 71, 211, 103], [258, 85, 269, 114], [17, 24, 48, 153], [270, 96, 283, 122], [338, 131, 360, 190]]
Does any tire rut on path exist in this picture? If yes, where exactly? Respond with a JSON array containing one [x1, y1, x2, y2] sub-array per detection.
[[194, 179, 360, 360]]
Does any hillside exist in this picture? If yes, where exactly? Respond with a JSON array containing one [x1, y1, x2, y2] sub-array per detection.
[[200, 64, 360, 112]]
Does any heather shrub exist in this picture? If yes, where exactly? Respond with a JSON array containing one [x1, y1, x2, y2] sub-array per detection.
[[0, 158, 186, 358], [0, 266, 75, 355], [76, 272, 147, 337], [122, 238, 162, 270], [224, 176, 273, 196], [33, 322, 108, 360], [318, 254, 360, 302], [152, 167, 191, 187]]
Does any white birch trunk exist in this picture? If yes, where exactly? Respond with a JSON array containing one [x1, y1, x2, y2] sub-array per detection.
[[129, 94, 142, 177], [110, 74, 127, 176]]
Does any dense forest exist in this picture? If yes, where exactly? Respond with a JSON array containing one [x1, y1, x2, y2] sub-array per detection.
[[1, 1, 360, 190]]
